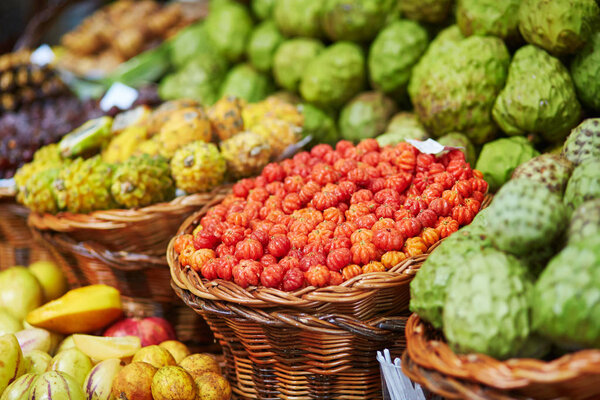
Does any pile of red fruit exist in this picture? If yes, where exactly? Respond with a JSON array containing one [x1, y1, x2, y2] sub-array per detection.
[[173, 139, 488, 292]]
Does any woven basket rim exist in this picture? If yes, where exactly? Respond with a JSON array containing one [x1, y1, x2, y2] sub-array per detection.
[[0, 185, 15, 200], [405, 313, 600, 391], [27, 184, 232, 232]]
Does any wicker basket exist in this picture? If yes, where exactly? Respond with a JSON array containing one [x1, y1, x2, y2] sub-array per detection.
[[402, 313, 600, 400]]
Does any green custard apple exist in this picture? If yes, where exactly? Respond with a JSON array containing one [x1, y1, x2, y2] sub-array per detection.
[[300, 42, 366, 110], [457, 0, 521, 42], [272, 38, 325, 92], [399, 0, 453, 24], [368, 20, 429, 99], [443, 248, 532, 360], [492, 45, 581, 143], [252, 0, 275, 20], [219, 64, 274, 103], [437, 132, 476, 166], [511, 154, 574, 195], [409, 35, 510, 144], [300, 104, 339, 146], [571, 31, 600, 111], [562, 118, 600, 166], [171, 141, 226, 194], [568, 198, 600, 244], [376, 112, 429, 147], [563, 158, 600, 214], [247, 20, 285, 73], [321, 0, 396, 42], [204, 2, 253, 63], [338, 92, 396, 142], [274, 0, 324, 38], [169, 23, 218, 69], [532, 236, 600, 350], [475, 137, 539, 193], [485, 179, 567, 256], [519, 0, 600, 55]]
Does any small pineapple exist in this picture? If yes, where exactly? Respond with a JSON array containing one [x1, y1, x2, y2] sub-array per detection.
[[171, 141, 226, 193], [251, 118, 302, 158], [158, 107, 212, 158], [103, 126, 148, 163], [220, 132, 271, 179], [22, 168, 61, 214], [111, 154, 175, 208], [14, 144, 64, 203], [207, 96, 246, 141]]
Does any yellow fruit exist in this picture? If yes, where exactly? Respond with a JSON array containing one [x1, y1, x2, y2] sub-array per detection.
[[151, 366, 196, 400], [0, 266, 43, 321], [158, 107, 213, 158], [207, 96, 245, 141], [159, 340, 190, 363], [179, 354, 220, 379], [73, 335, 141, 361], [251, 117, 302, 158], [48, 348, 93, 386], [146, 99, 200, 135], [28, 261, 68, 302], [0, 334, 26, 394], [26, 285, 122, 334], [112, 362, 157, 400], [102, 126, 148, 163], [194, 372, 231, 400], [132, 345, 176, 369]]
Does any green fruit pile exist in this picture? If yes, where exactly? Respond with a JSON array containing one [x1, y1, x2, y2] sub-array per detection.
[[14, 95, 303, 215], [410, 123, 600, 359]]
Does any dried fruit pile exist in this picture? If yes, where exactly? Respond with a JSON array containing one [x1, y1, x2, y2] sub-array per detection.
[[174, 139, 488, 291]]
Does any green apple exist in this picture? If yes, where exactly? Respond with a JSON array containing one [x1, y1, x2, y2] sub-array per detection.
[[0, 267, 42, 320], [28, 261, 67, 302]]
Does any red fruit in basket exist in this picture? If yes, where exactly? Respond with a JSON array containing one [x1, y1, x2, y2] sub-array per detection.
[[235, 239, 264, 260], [335, 181, 357, 202], [267, 234, 291, 258], [261, 265, 284, 288], [442, 190, 463, 207], [416, 153, 435, 173], [216, 255, 236, 280], [375, 203, 397, 219], [299, 252, 326, 272], [463, 197, 481, 214], [280, 192, 299, 213], [406, 184, 420, 197], [262, 163, 286, 183], [403, 237, 428, 257], [232, 260, 262, 288], [422, 182, 444, 200], [381, 251, 407, 269], [347, 167, 370, 186], [104, 317, 176, 347], [351, 241, 378, 265], [397, 218, 422, 238], [201, 258, 219, 280], [206, 204, 228, 220], [420, 227, 440, 249], [452, 204, 475, 226], [427, 162, 445, 176], [350, 228, 373, 244], [269, 224, 288, 236], [226, 212, 249, 228], [232, 182, 250, 198], [361, 151, 380, 167], [311, 163, 340, 185], [357, 138, 380, 153], [305, 265, 331, 287], [334, 158, 357, 176], [470, 177, 488, 194], [471, 190, 485, 203], [350, 189, 373, 204], [329, 271, 344, 286], [249, 229, 269, 247], [372, 228, 404, 251], [299, 181, 321, 204], [429, 197, 452, 217], [266, 209, 287, 224], [266, 182, 286, 197], [435, 217, 459, 238], [393, 149, 416, 172], [342, 264, 362, 281], [394, 208, 412, 221], [190, 249, 216, 272], [373, 188, 400, 204], [326, 248, 352, 271], [404, 196, 428, 216], [327, 236, 351, 252], [413, 172, 433, 193], [303, 240, 325, 255], [434, 171, 456, 189], [310, 143, 333, 159], [312, 190, 339, 210], [179, 245, 195, 267], [248, 187, 269, 203], [265, 195, 283, 211], [293, 151, 311, 165], [308, 227, 334, 245], [376, 162, 396, 178], [334, 221, 357, 238], [417, 209, 438, 228], [174, 234, 193, 254], [278, 256, 299, 273], [355, 213, 377, 229], [336, 140, 354, 153], [254, 175, 267, 188], [323, 207, 344, 224], [227, 201, 246, 214], [372, 218, 396, 231], [323, 150, 342, 165], [315, 220, 336, 232], [282, 267, 304, 291], [216, 243, 235, 257], [283, 175, 304, 193], [385, 173, 411, 193], [221, 226, 245, 246], [447, 160, 472, 181], [452, 180, 473, 198], [288, 231, 308, 249], [345, 203, 370, 221], [261, 254, 278, 266], [362, 261, 386, 274]]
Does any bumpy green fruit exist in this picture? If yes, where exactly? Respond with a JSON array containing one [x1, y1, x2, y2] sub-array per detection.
[[204, 2, 253, 63], [443, 249, 532, 360], [169, 23, 218, 69], [321, 0, 395, 42], [568, 199, 600, 244], [274, 0, 324, 38], [247, 20, 285, 73], [300, 42, 366, 110], [368, 20, 429, 98], [511, 154, 574, 195], [338, 92, 396, 142], [376, 112, 429, 146], [493, 45, 582, 143], [571, 32, 600, 111], [519, 0, 600, 55], [300, 104, 339, 146], [457, 0, 521, 42], [562, 118, 600, 166], [563, 158, 600, 214], [252, 0, 275, 20], [410, 227, 493, 329], [486, 179, 567, 256], [399, 0, 452, 23], [532, 236, 600, 349], [273, 39, 325, 92], [475, 137, 539, 192], [409, 35, 510, 144], [220, 64, 274, 103]]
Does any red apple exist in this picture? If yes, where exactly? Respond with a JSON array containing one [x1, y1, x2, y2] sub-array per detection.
[[104, 317, 176, 347]]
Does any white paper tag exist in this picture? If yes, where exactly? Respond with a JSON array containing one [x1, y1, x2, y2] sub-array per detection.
[[100, 82, 138, 112], [30, 44, 55, 66], [406, 138, 465, 155]]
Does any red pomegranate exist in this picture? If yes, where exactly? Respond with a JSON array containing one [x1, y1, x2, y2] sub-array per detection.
[[104, 317, 176, 346]]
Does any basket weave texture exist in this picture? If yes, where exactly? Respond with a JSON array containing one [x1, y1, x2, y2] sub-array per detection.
[[402, 313, 600, 400]]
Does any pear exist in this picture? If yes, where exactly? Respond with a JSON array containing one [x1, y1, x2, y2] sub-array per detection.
[[28, 261, 68, 302], [0, 267, 42, 321]]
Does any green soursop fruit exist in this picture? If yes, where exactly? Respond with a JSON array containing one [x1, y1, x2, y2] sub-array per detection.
[[571, 31, 600, 111], [519, 0, 600, 56], [399, 0, 453, 24], [252, 0, 275, 20], [171, 141, 226, 194], [437, 132, 477, 166], [22, 168, 61, 214], [492, 45, 582, 143], [247, 20, 285, 73], [456, 0, 521, 42], [564, 158, 600, 214], [376, 112, 429, 146], [300, 42, 366, 110], [338, 92, 396, 142], [410, 228, 493, 329], [274, 0, 324, 38], [409, 35, 510, 144], [475, 137, 539, 192], [321, 0, 395, 42], [111, 155, 175, 209], [532, 236, 600, 349], [272, 39, 325, 92], [55, 156, 115, 214], [368, 20, 429, 99], [485, 179, 567, 256], [568, 199, 600, 243], [443, 249, 532, 359], [204, 2, 253, 63], [511, 154, 574, 195], [300, 104, 339, 146], [169, 23, 217, 69], [220, 64, 274, 103], [562, 118, 600, 165]]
